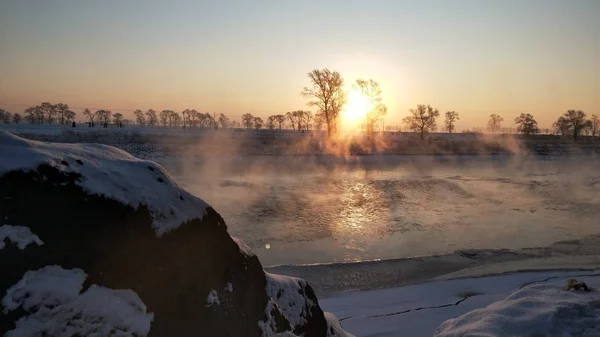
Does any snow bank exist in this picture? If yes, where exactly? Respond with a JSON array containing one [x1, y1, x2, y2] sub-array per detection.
[[2, 265, 153, 337], [435, 283, 600, 337], [0, 131, 209, 236], [0, 225, 44, 250]]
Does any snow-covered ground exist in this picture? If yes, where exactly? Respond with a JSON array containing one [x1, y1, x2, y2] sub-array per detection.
[[320, 270, 600, 337]]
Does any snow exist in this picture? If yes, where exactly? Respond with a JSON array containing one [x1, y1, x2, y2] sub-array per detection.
[[324, 312, 354, 337], [265, 273, 312, 329], [2, 266, 86, 312], [206, 289, 220, 307], [0, 131, 209, 236], [3, 265, 153, 337], [319, 269, 600, 337], [232, 235, 255, 257], [435, 283, 600, 336], [0, 225, 44, 250], [225, 282, 233, 292]]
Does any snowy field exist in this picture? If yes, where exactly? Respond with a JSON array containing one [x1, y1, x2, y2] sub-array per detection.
[[320, 269, 600, 337]]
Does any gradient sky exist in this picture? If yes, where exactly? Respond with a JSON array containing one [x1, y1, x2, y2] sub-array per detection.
[[1, 0, 598, 129]]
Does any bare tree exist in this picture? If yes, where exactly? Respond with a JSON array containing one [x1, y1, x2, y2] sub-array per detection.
[[487, 114, 504, 134], [274, 114, 286, 129], [286, 111, 305, 131], [314, 112, 326, 131], [218, 113, 230, 129], [159, 110, 171, 126], [97, 110, 112, 125], [554, 110, 592, 140], [252, 116, 263, 129], [64, 110, 76, 124], [267, 115, 277, 132], [12, 113, 22, 124], [53, 103, 70, 125], [403, 104, 440, 140], [0, 109, 11, 124], [145, 109, 158, 126], [113, 113, 124, 125], [242, 113, 254, 129], [301, 68, 346, 137], [444, 111, 459, 133], [514, 113, 539, 136], [39, 102, 56, 124], [353, 79, 387, 135], [591, 114, 599, 137], [170, 111, 182, 126], [24, 107, 37, 124], [133, 109, 146, 126], [83, 108, 97, 125]]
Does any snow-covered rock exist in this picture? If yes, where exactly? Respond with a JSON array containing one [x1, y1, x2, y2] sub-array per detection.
[[0, 132, 348, 337], [3, 266, 153, 337], [0, 225, 43, 251], [435, 283, 600, 337]]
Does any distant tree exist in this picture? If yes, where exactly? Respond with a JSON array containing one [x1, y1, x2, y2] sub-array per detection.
[[273, 114, 286, 129], [39, 102, 56, 124], [12, 112, 22, 124], [133, 109, 146, 126], [301, 68, 346, 137], [286, 111, 303, 131], [444, 111, 459, 133], [353, 79, 387, 135], [112, 112, 124, 125], [0, 109, 11, 124], [170, 111, 182, 126], [554, 110, 592, 140], [181, 109, 190, 128], [314, 112, 326, 131], [24, 107, 37, 124], [159, 110, 171, 126], [267, 115, 277, 132], [54, 103, 70, 125], [487, 114, 504, 134], [591, 114, 599, 137], [242, 113, 254, 129], [97, 110, 112, 125], [252, 116, 263, 129], [217, 113, 230, 129], [64, 110, 76, 124], [83, 108, 97, 125], [403, 104, 440, 140], [302, 110, 313, 130], [145, 109, 158, 126], [514, 113, 539, 136]]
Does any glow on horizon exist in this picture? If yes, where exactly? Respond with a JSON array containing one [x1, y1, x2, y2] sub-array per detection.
[[0, 0, 599, 130]]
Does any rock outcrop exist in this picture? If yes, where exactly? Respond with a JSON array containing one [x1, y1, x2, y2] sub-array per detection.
[[0, 131, 350, 337]]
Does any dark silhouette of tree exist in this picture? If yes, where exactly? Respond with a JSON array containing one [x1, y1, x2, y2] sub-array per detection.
[[133, 109, 146, 125], [301, 68, 346, 137], [188, 109, 199, 127], [54, 103, 71, 125], [145, 109, 158, 126], [267, 115, 276, 132], [170, 111, 182, 126], [444, 111, 459, 133], [286, 111, 305, 131], [353, 79, 387, 135], [112, 113, 124, 125], [24, 107, 37, 124], [83, 108, 97, 125], [242, 113, 254, 129], [181, 109, 190, 128], [403, 104, 440, 140], [274, 114, 286, 129], [0, 109, 11, 124], [553, 117, 570, 136], [314, 112, 326, 131], [591, 114, 599, 137], [12, 113, 22, 124], [252, 116, 263, 129], [64, 110, 76, 124], [159, 110, 171, 126], [97, 110, 112, 125], [487, 114, 503, 133], [39, 102, 55, 124], [514, 113, 539, 136], [302, 110, 313, 131], [554, 110, 592, 140], [218, 113, 230, 129]]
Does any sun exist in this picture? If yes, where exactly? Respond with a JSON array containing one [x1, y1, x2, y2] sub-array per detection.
[[342, 90, 370, 124]]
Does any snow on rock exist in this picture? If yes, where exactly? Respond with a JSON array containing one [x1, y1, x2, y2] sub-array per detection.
[[206, 289, 220, 307], [0, 131, 209, 236], [3, 265, 153, 337], [324, 312, 354, 337], [2, 265, 85, 313], [0, 225, 43, 250], [232, 235, 255, 257], [435, 283, 600, 337], [225, 282, 233, 292], [265, 273, 312, 329]]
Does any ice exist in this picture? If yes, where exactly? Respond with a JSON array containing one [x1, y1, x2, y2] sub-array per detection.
[[3, 265, 153, 337], [0, 131, 209, 236], [0, 225, 44, 250]]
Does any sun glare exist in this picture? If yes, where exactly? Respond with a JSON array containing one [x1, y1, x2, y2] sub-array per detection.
[[342, 90, 370, 126]]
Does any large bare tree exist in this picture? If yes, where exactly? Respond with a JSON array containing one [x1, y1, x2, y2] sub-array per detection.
[[403, 104, 440, 140], [301, 68, 346, 137], [242, 113, 254, 129], [514, 113, 539, 136], [145, 109, 158, 126], [487, 114, 504, 134], [353, 79, 387, 135], [554, 110, 592, 140], [444, 111, 459, 133], [133, 109, 145, 125]]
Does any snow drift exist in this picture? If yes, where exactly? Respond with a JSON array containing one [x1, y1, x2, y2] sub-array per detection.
[[0, 131, 349, 337]]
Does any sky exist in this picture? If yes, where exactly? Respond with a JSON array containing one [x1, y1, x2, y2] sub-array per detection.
[[1, 0, 599, 129]]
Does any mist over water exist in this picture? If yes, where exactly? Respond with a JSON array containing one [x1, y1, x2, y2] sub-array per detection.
[[162, 154, 600, 266]]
